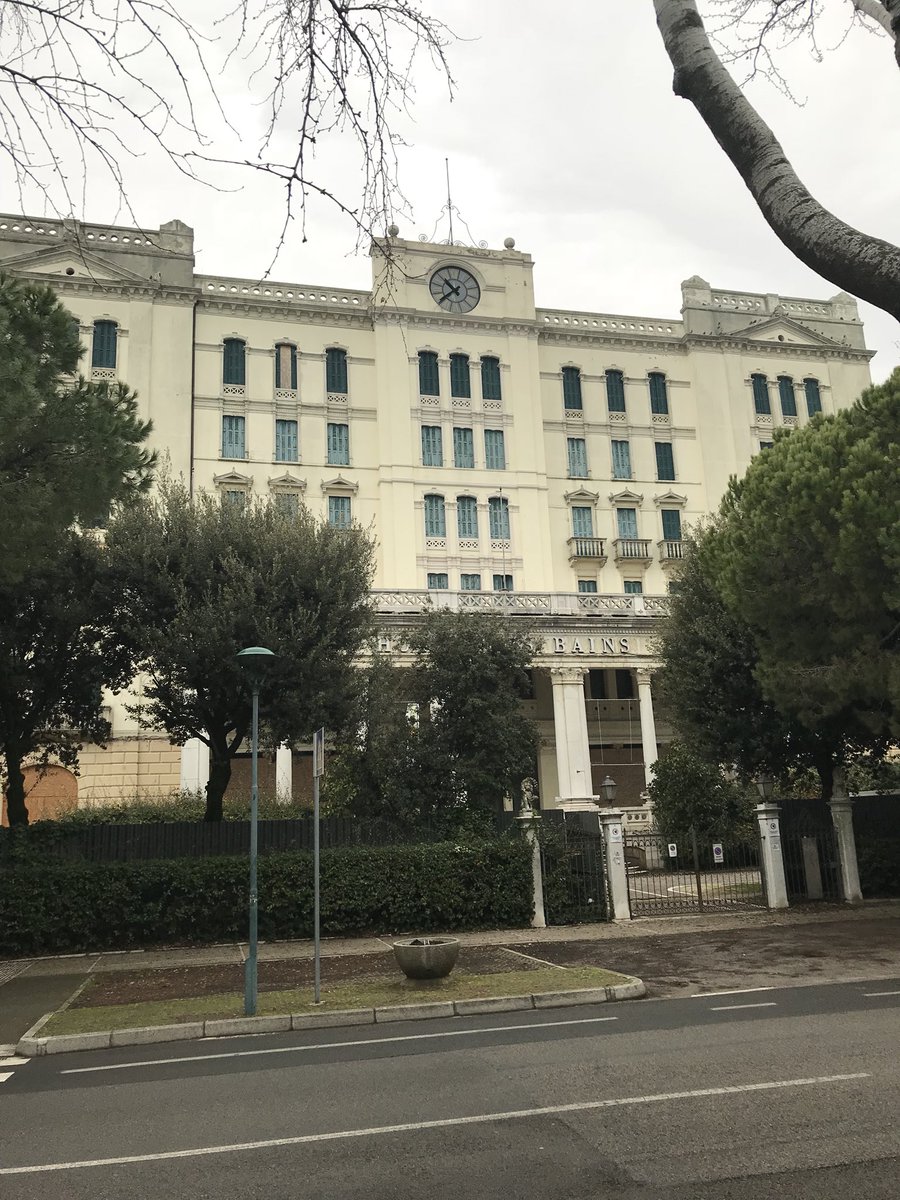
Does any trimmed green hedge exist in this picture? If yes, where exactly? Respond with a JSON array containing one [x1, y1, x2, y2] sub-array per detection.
[[0, 840, 533, 956], [857, 836, 900, 898]]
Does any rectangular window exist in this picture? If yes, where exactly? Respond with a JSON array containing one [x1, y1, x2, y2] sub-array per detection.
[[578, 579, 598, 594], [488, 496, 510, 540], [274, 419, 298, 462], [616, 507, 638, 539], [615, 669, 635, 699], [493, 574, 513, 592], [274, 492, 299, 517], [456, 495, 478, 539], [588, 668, 606, 698], [427, 573, 449, 590], [759, 440, 774, 451], [606, 369, 626, 413], [453, 427, 475, 468], [752, 373, 771, 415], [328, 495, 351, 528], [421, 425, 443, 467], [222, 339, 246, 386], [804, 377, 822, 416], [91, 320, 118, 369], [611, 440, 631, 480], [567, 437, 588, 478], [654, 441, 675, 481], [221, 414, 246, 459], [418, 350, 440, 396], [778, 375, 797, 418], [484, 429, 506, 470], [624, 580, 643, 595], [661, 508, 682, 541], [224, 489, 245, 509], [424, 494, 446, 538], [326, 422, 350, 465], [325, 348, 348, 394], [460, 573, 482, 591], [450, 354, 471, 398], [562, 366, 583, 410], [275, 344, 298, 390], [571, 506, 594, 538], [649, 372, 669, 415], [481, 355, 501, 401]]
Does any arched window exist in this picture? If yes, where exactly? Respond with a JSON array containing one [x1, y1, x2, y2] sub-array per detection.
[[804, 378, 822, 416], [751, 373, 771, 415], [481, 355, 501, 401], [91, 320, 118, 369], [418, 350, 439, 396], [488, 495, 510, 540], [605, 369, 626, 413], [456, 495, 478, 539], [424, 494, 446, 538], [648, 372, 669, 415], [325, 347, 348, 394], [778, 375, 797, 418], [562, 367, 582, 411], [223, 338, 246, 386], [275, 343, 298, 390], [450, 353, 471, 398]]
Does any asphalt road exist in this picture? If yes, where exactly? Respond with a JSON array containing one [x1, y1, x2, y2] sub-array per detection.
[[1, 977, 899, 1198]]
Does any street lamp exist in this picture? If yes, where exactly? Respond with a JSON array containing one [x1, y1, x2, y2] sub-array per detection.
[[601, 775, 617, 804], [755, 773, 775, 801], [236, 645, 276, 1017]]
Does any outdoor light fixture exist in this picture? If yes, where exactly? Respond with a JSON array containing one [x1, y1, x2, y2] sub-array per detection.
[[601, 775, 617, 803], [236, 645, 277, 1017], [755, 773, 775, 801]]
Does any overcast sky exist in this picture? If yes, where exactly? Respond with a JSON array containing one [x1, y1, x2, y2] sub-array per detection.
[[21, 1, 899, 380]]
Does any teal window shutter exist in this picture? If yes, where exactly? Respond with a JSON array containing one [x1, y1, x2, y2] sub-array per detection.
[[488, 496, 510, 539], [616, 507, 638, 539], [778, 376, 797, 417], [453, 427, 475, 468], [456, 496, 478, 539], [562, 367, 583, 411], [221, 415, 246, 459], [611, 440, 631, 479], [804, 378, 822, 416], [326, 348, 348, 394], [460, 573, 482, 591], [484, 429, 506, 470], [492, 574, 513, 592], [418, 351, 440, 396], [424, 494, 446, 538], [275, 492, 299, 517], [327, 422, 350, 465], [91, 320, 118, 369], [427, 572, 449, 590], [751, 373, 770, 415], [572, 506, 593, 537], [275, 419, 298, 462], [567, 437, 588, 477], [649, 372, 669, 415], [222, 338, 245, 386], [481, 356, 501, 400], [624, 580, 643, 595], [654, 442, 675, 481], [661, 509, 682, 541], [450, 354, 471, 398], [421, 425, 443, 466], [606, 369, 626, 413], [328, 495, 351, 527], [578, 580, 598, 594]]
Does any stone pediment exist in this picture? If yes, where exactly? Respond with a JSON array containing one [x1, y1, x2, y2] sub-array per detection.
[[734, 314, 841, 347], [609, 489, 644, 506], [1, 242, 152, 284], [321, 475, 358, 494], [653, 490, 687, 508], [269, 472, 306, 491], [213, 470, 252, 487], [564, 487, 600, 505]]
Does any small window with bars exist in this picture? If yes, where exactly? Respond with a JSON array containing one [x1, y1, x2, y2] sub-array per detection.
[[751, 373, 771, 415], [605, 369, 626, 413], [484, 429, 506, 470], [649, 372, 669, 415], [453, 427, 475, 468], [221, 414, 246, 459], [562, 367, 583, 411], [481, 355, 501, 401], [275, 343, 298, 391], [91, 320, 118, 369], [327, 422, 350, 465], [450, 353, 471, 398], [421, 425, 443, 467], [274, 419, 298, 462], [326, 348, 348, 394], [418, 350, 440, 396], [567, 437, 589, 478], [424, 494, 446, 538], [223, 338, 246, 386]]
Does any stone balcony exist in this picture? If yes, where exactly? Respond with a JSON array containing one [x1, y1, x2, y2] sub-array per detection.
[[567, 536, 607, 564], [370, 589, 670, 617], [612, 538, 653, 563], [658, 539, 684, 563]]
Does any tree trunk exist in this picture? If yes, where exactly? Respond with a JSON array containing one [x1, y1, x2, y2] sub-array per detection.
[[815, 756, 835, 804], [205, 740, 232, 822], [4, 749, 29, 827]]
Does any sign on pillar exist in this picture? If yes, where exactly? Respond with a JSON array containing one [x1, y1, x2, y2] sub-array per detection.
[[599, 810, 631, 921], [755, 803, 789, 910]]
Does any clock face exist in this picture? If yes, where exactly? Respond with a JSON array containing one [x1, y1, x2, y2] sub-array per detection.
[[429, 265, 481, 314]]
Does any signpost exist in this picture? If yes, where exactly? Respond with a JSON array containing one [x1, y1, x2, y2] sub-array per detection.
[[667, 842, 678, 859], [313, 728, 325, 1004], [712, 843, 724, 865]]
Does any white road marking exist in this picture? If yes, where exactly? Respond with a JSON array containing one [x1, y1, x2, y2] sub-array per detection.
[[694, 986, 775, 998], [0, 1072, 13, 1084], [62, 1014, 620, 1075], [709, 1002, 778, 1012], [863, 990, 900, 997], [0, 1057, 29, 1067], [0, 1073, 870, 1176]]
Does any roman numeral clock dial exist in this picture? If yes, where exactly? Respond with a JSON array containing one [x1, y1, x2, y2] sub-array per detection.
[[429, 265, 481, 314]]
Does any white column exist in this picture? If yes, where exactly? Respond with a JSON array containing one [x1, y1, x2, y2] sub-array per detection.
[[275, 744, 293, 804], [599, 809, 631, 921], [516, 807, 546, 928], [550, 665, 595, 803], [755, 802, 789, 910], [180, 737, 209, 793], [829, 770, 862, 902], [635, 668, 658, 788]]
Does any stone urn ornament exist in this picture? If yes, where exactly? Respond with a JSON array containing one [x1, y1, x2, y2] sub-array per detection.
[[392, 936, 460, 980]]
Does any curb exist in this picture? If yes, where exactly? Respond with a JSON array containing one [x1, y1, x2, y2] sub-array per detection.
[[16, 975, 646, 1057]]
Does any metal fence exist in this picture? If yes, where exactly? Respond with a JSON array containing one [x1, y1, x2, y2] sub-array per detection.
[[624, 828, 766, 915], [538, 811, 610, 925]]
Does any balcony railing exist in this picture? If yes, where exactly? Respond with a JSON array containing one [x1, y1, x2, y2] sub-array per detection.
[[658, 539, 684, 561], [586, 698, 639, 725], [613, 537, 652, 562], [370, 589, 670, 617], [567, 536, 606, 562]]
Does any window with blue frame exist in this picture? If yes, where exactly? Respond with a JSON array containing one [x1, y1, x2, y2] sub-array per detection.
[[624, 580, 643, 595], [450, 354, 471, 398], [751, 373, 771, 415], [328, 495, 351, 528], [274, 492, 299, 517], [460, 573, 482, 591], [421, 425, 443, 467], [418, 350, 440, 396], [606, 369, 626, 413], [654, 441, 675, 481], [481, 355, 501, 400], [562, 367, 583, 410], [578, 579, 598, 594], [91, 320, 118, 369], [493, 574, 513, 592], [325, 347, 348, 394], [456, 495, 478, 539], [326, 422, 350, 465], [804, 377, 822, 416], [778, 375, 797, 417], [453, 427, 475, 468], [427, 573, 449, 590], [571, 506, 593, 537], [221, 414, 246, 459], [224, 489, 245, 508], [274, 419, 298, 462], [616, 507, 638, 539], [222, 338, 246, 386], [484, 429, 506, 470], [275, 343, 298, 390], [567, 437, 588, 478], [611, 440, 631, 479], [488, 496, 510, 540], [661, 508, 682, 542], [424, 494, 446, 538], [648, 372, 669, 415]]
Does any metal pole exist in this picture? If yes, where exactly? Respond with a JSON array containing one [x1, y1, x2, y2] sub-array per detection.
[[313, 770, 321, 1004], [244, 685, 259, 1016], [691, 825, 704, 912]]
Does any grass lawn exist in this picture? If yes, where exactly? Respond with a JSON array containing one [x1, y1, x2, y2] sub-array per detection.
[[44, 966, 629, 1036]]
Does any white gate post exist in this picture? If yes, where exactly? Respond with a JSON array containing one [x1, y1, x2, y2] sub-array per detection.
[[516, 807, 546, 929], [755, 802, 789, 910], [598, 809, 632, 921], [829, 770, 863, 902], [275, 743, 293, 804]]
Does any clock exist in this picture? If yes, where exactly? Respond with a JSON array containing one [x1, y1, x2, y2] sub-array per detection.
[[429, 265, 481, 314]]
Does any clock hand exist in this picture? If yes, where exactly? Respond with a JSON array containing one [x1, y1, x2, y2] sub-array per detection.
[[444, 283, 462, 298]]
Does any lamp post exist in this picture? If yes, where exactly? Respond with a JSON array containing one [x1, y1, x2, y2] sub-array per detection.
[[236, 645, 276, 1017], [755, 773, 775, 802], [601, 775, 617, 805]]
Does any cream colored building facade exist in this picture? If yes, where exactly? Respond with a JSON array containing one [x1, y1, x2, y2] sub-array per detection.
[[0, 214, 874, 812]]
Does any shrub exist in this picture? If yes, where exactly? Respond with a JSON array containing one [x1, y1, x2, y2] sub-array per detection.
[[857, 836, 900, 898]]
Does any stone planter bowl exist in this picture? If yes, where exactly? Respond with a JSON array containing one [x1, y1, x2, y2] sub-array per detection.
[[392, 937, 460, 980]]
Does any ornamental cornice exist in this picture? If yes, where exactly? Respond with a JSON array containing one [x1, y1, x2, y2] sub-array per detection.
[[539, 330, 687, 355], [198, 296, 374, 329], [391, 310, 539, 336], [681, 332, 875, 362]]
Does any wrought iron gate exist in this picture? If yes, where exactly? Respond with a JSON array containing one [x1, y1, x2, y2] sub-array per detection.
[[538, 811, 610, 925], [779, 805, 842, 902], [624, 828, 767, 915]]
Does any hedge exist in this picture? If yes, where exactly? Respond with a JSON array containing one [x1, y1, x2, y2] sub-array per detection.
[[0, 839, 533, 956], [857, 836, 900, 898]]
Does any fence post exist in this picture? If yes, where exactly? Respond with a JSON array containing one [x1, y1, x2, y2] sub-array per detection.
[[516, 807, 546, 929], [829, 772, 862, 902], [598, 809, 631, 921], [800, 836, 824, 900], [755, 802, 789, 910]]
